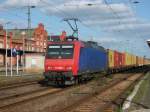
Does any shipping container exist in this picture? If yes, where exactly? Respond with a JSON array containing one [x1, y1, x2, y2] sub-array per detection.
[[137, 56, 140, 66], [79, 47, 107, 73], [125, 52, 131, 66], [114, 51, 119, 68], [133, 55, 137, 66], [122, 53, 125, 67], [114, 51, 123, 68], [136, 56, 138, 66], [118, 52, 123, 67], [144, 58, 150, 65], [137, 56, 144, 66], [141, 57, 144, 65], [107, 49, 114, 69]]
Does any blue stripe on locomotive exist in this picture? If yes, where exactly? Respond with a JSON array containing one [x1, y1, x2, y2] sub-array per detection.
[[78, 47, 108, 73]]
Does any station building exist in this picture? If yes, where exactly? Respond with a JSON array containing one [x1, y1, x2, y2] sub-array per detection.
[[0, 23, 48, 67]]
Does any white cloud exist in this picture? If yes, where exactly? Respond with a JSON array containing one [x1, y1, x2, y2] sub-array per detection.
[[40, 0, 150, 39], [4, 0, 40, 7], [0, 18, 7, 24], [0, 0, 150, 57], [0, 18, 26, 29], [0, 0, 41, 11]]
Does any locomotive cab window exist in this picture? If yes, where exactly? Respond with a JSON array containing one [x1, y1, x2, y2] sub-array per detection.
[[46, 44, 74, 59]]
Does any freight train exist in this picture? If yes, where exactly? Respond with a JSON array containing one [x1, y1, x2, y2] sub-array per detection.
[[44, 35, 150, 85]]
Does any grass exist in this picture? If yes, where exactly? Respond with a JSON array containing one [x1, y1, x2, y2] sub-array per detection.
[[116, 105, 123, 112]]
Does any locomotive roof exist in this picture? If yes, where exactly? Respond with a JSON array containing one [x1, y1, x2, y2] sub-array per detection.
[[48, 35, 106, 51]]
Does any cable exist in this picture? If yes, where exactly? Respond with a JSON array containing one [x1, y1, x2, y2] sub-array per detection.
[[103, 0, 145, 54], [39, 0, 103, 37]]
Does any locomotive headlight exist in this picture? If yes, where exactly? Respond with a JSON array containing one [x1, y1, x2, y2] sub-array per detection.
[[66, 66, 72, 70], [48, 66, 53, 69]]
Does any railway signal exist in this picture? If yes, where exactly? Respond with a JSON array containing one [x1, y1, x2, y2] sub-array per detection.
[[11, 48, 19, 75]]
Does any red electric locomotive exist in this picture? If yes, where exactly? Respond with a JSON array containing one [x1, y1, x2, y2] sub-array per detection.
[[44, 32, 108, 86], [44, 35, 84, 85]]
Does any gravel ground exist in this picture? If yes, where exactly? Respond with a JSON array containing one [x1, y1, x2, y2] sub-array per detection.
[[0, 72, 44, 87], [0, 73, 133, 112], [0, 83, 46, 99], [131, 109, 150, 112]]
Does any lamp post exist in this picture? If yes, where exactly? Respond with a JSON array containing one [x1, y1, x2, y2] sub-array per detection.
[[27, 5, 36, 30], [10, 32, 13, 76], [21, 31, 26, 73], [5, 22, 11, 76]]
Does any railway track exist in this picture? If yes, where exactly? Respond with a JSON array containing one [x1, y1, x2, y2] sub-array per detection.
[[0, 85, 63, 110], [0, 72, 144, 112], [0, 74, 108, 112], [60, 73, 143, 112], [0, 80, 40, 91], [0, 79, 63, 110]]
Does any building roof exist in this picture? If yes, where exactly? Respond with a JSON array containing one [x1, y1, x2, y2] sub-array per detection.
[[7, 29, 35, 39], [0, 29, 5, 36]]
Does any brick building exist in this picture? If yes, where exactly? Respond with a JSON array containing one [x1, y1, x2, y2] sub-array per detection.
[[0, 23, 48, 66], [8, 23, 48, 52]]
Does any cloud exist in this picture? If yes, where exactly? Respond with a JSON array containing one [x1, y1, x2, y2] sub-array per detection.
[[40, 0, 150, 39], [0, 18, 26, 29], [0, 0, 41, 12], [0, 0, 150, 57], [0, 18, 7, 24], [40, 0, 150, 57], [1, 0, 150, 38], [3, 0, 40, 7]]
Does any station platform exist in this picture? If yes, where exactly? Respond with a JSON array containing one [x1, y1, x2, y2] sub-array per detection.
[[0, 66, 23, 72], [123, 72, 150, 112], [131, 109, 150, 112]]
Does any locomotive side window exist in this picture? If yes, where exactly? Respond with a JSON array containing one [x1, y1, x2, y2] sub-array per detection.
[[46, 44, 74, 59]]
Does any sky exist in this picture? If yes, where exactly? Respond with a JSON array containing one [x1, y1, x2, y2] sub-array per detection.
[[0, 0, 150, 57]]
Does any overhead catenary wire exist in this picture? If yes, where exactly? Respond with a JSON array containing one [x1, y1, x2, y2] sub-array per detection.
[[0, 8, 30, 29], [39, 0, 138, 53], [103, 0, 142, 54], [123, 0, 150, 55], [1, 0, 146, 55], [103, 0, 134, 35], [63, 0, 134, 39], [39, 0, 104, 37]]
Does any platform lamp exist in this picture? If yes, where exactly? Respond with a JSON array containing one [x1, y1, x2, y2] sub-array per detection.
[[147, 39, 150, 48], [5, 21, 11, 76], [21, 31, 26, 73]]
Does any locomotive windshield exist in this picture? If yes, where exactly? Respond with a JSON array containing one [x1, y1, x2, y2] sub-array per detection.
[[46, 44, 74, 59]]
